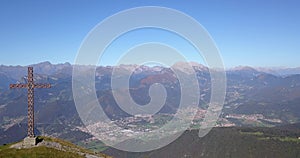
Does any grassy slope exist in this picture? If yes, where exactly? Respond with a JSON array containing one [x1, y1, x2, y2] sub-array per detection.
[[0, 146, 83, 158], [0, 136, 111, 158]]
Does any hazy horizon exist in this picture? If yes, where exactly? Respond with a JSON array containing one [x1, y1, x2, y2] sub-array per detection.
[[1, 60, 300, 70]]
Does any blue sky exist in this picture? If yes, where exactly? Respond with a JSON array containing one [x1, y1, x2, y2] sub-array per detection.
[[0, 0, 299, 68]]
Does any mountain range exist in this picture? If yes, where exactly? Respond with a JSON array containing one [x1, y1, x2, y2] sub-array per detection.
[[0, 61, 300, 152]]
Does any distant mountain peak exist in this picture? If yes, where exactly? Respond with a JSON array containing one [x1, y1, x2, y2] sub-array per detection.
[[230, 66, 258, 72], [35, 61, 52, 65]]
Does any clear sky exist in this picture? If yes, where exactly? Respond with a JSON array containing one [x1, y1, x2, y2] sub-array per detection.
[[0, 0, 299, 68]]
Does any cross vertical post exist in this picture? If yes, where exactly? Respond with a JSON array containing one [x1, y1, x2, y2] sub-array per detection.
[[27, 67, 34, 137]]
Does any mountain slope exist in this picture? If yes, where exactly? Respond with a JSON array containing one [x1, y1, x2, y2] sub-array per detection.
[[0, 136, 111, 158], [103, 124, 300, 158]]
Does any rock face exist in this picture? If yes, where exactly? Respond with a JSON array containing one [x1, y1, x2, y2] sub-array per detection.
[[23, 137, 37, 147], [9, 137, 37, 149]]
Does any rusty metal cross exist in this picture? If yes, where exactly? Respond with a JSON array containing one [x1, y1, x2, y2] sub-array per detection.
[[10, 67, 51, 138]]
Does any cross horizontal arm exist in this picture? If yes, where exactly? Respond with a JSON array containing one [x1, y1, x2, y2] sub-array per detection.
[[10, 84, 28, 89], [34, 84, 51, 88]]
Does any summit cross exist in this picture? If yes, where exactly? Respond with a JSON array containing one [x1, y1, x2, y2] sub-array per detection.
[[9, 67, 51, 138]]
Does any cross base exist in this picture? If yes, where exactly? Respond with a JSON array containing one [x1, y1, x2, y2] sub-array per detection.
[[23, 137, 37, 147]]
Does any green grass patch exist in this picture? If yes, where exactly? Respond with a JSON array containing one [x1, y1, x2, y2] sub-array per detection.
[[258, 136, 300, 143], [276, 137, 300, 143], [0, 143, 10, 151], [240, 131, 264, 136], [77, 140, 108, 152], [0, 146, 84, 158], [38, 136, 95, 155]]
